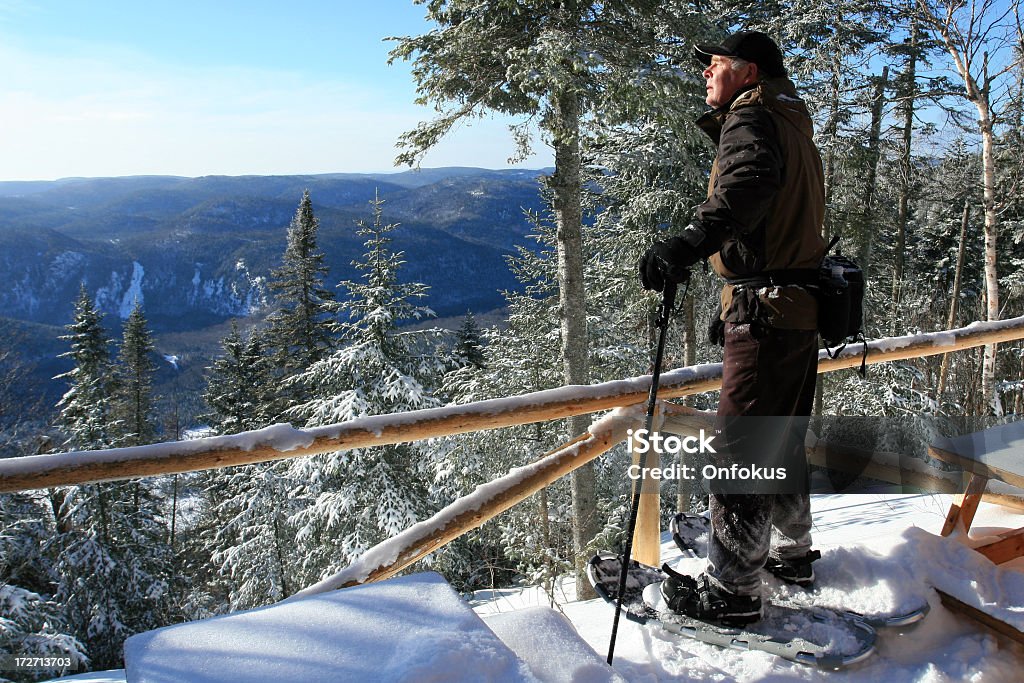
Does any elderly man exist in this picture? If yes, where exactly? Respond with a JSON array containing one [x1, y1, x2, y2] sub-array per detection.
[[639, 31, 826, 625]]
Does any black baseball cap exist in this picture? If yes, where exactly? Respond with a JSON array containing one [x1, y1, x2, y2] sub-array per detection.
[[694, 31, 787, 78]]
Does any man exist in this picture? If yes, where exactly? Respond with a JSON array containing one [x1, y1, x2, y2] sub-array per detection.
[[639, 31, 826, 625]]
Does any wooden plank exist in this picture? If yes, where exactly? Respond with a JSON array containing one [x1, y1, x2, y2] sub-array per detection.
[[633, 474, 662, 567], [929, 442, 1024, 490], [631, 413, 664, 568], [981, 492, 1024, 512], [806, 440, 961, 494], [941, 474, 989, 536], [937, 589, 1024, 646], [974, 528, 1024, 565]]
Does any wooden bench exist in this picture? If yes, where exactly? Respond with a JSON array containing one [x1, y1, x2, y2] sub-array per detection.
[[928, 421, 1024, 645], [929, 420, 1024, 564]]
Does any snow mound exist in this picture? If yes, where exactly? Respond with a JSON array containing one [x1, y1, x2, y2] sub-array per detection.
[[124, 572, 536, 683], [483, 606, 626, 683], [41, 673, 126, 683], [899, 525, 1024, 630]]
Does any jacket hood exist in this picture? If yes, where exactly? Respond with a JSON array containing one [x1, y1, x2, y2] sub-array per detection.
[[757, 78, 815, 139]]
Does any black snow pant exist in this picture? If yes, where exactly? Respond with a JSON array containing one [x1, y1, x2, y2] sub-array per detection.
[[706, 322, 818, 596]]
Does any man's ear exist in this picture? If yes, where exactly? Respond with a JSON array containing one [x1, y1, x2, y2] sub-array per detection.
[[746, 62, 760, 84]]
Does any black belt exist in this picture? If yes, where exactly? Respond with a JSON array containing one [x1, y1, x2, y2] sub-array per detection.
[[725, 269, 819, 288]]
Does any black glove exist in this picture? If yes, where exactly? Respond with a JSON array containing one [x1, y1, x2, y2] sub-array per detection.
[[638, 235, 701, 292], [708, 303, 725, 347]]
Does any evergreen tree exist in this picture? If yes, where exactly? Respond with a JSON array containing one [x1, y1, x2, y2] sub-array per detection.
[[265, 190, 337, 413], [49, 286, 172, 670], [0, 492, 87, 679], [454, 311, 486, 370], [117, 301, 157, 448], [199, 459, 298, 610], [201, 323, 276, 435], [197, 322, 296, 610], [54, 285, 120, 451], [286, 194, 446, 582]]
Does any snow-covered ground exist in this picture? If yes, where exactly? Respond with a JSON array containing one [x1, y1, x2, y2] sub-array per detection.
[[473, 493, 1024, 682], [47, 493, 1024, 682]]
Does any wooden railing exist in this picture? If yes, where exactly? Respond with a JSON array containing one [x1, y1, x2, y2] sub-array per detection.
[[3, 316, 1024, 597]]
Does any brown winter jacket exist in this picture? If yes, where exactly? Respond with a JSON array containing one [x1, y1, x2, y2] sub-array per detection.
[[694, 77, 826, 329]]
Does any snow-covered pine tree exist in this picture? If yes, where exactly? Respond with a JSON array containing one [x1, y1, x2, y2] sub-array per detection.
[[116, 300, 157, 448], [286, 193, 446, 584], [55, 285, 121, 452], [201, 323, 277, 435], [49, 286, 172, 670], [0, 491, 88, 680], [265, 190, 337, 415], [201, 460, 298, 610], [453, 311, 486, 370], [197, 323, 297, 610]]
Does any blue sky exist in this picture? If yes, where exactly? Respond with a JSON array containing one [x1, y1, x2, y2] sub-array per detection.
[[0, 1, 551, 180]]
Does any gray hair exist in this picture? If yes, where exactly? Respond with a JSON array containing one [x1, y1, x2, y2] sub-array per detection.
[[728, 56, 751, 72]]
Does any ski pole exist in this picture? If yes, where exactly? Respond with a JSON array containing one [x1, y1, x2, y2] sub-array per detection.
[[607, 276, 681, 665]]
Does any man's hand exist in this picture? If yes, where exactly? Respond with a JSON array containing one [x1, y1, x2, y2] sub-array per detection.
[[638, 236, 700, 292], [708, 304, 725, 346]]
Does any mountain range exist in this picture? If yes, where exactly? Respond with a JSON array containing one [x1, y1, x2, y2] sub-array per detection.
[[0, 168, 549, 422]]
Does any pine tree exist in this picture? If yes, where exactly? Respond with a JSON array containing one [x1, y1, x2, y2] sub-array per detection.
[[265, 190, 336, 414], [55, 285, 120, 451], [50, 286, 172, 670], [117, 300, 157, 448], [199, 458, 298, 610], [286, 193, 447, 582], [197, 322, 296, 609], [454, 311, 486, 369], [0, 492, 87, 677], [202, 323, 276, 435]]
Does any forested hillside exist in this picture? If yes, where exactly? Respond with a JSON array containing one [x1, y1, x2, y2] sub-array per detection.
[[1, 1, 1022, 680]]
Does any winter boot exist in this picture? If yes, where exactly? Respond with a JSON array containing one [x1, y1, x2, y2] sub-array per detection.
[[764, 549, 821, 587], [660, 571, 762, 626]]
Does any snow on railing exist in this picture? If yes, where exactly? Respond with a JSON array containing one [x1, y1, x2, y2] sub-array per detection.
[[2, 315, 1023, 494]]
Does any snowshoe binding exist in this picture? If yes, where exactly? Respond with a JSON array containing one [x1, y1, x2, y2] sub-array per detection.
[[661, 571, 763, 626], [764, 550, 821, 588]]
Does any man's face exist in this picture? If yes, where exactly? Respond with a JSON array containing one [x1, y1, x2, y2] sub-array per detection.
[[703, 56, 757, 108]]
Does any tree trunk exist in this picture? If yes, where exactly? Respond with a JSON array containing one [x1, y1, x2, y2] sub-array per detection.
[[549, 88, 597, 598], [892, 19, 919, 323], [938, 200, 969, 398], [820, 61, 842, 245], [920, 4, 1005, 413], [980, 111, 1001, 414], [860, 66, 889, 280], [815, 62, 843, 418]]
